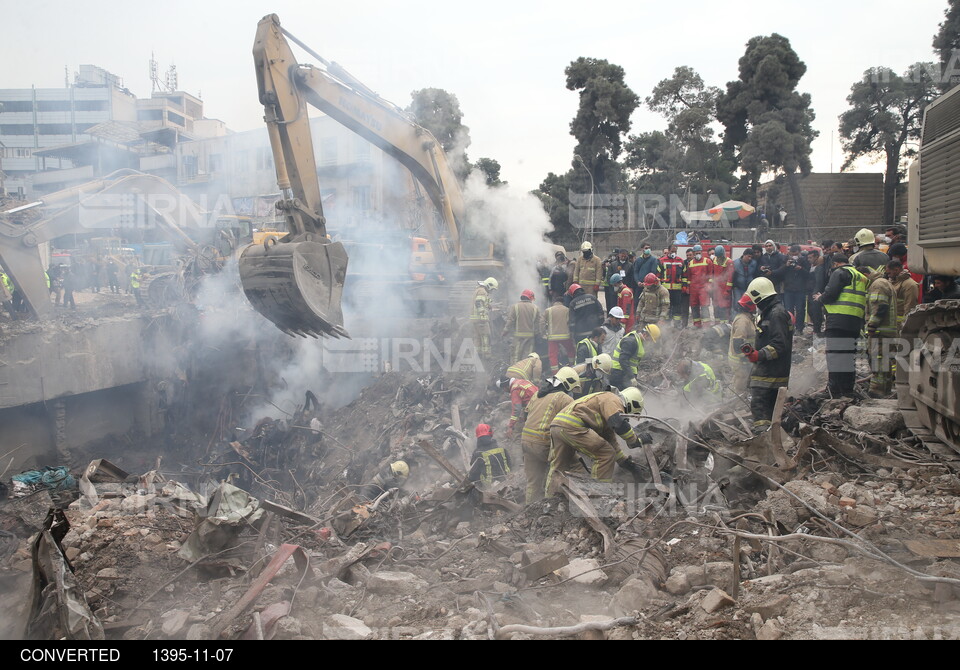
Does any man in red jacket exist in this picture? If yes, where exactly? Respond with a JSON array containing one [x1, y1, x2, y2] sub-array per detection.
[[612, 273, 635, 334], [686, 244, 714, 328], [711, 245, 734, 324], [660, 246, 685, 329]]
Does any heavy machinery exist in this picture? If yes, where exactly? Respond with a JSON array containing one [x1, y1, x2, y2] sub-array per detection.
[[897, 84, 960, 455], [238, 14, 505, 339], [0, 169, 210, 318]]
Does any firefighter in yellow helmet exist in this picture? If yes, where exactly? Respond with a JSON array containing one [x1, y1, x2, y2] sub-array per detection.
[[360, 460, 409, 499], [610, 323, 660, 389], [506, 352, 542, 383], [545, 387, 649, 494], [471, 277, 499, 358], [572, 353, 612, 398], [520, 367, 579, 503]]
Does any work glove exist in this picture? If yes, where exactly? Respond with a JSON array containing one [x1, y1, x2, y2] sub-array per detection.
[[637, 431, 653, 445], [746, 349, 761, 363], [617, 457, 647, 483]]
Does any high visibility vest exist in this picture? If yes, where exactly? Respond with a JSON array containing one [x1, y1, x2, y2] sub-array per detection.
[[1, 273, 13, 292], [576, 337, 599, 364], [612, 331, 644, 375], [478, 447, 511, 485], [44, 272, 51, 289], [130, 271, 141, 289], [824, 267, 868, 320], [684, 362, 721, 397], [471, 286, 490, 321]]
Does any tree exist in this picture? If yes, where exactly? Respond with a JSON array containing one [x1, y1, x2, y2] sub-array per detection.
[[535, 171, 576, 244], [838, 64, 939, 225], [474, 157, 506, 187], [407, 88, 471, 178], [933, 0, 960, 90], [565, 57, 639, 194], [717, 34, 818, 229]]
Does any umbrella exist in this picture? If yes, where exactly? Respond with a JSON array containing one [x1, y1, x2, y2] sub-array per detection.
[[708, 200, 756, 220]]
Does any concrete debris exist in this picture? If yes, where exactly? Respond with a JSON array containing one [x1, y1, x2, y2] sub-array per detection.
[[843, 401, 906, 436], [700, 588, 736, 614], [323, 614, 373, 641]]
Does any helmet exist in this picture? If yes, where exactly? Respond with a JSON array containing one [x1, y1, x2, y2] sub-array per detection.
[[567, 283, 582, 296], [643, 324, 661, 342], [692, 244, 703, 252], [608, 306, 625, 319], [528, 352, 540, 361], [555, 366, 582, 393], [495, 377, 514, 389], [644, 273, 659, 286], [580, 241, 593, 252], [520, 289, 535, 301], [737, 293, 756, 311], [390, 461, 410, 479], [855, 228, 875, 246], [482, 277, 499, 291], [475, 424, 493, 438], [746, 277, 776, 303], [715, 245, 725, 255], [555, 250, 567, 260], [592, 353, 613, 374], [610, 273, 623, 284], [620, 387, 645, 414]]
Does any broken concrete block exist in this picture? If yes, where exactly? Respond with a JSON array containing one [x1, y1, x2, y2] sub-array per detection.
[[120, 494, 155, 513], [756, 619, 784, 640], [844, 505, 878, 527], [96, 568, 120, 580], [700, 588, 736, 614], [839, 497, 857, 508], [161, 610, 190, 637], [612, 576, 660, 613], [783, 481, 831, 514], [274, 616, 302, 640], [665, 571, 691, 595], [324, 614, 373, 640], [186, 624, 210, 640], [365, 571, 429, 595], [65, 547, 80, 562], [843, 404, 905, 436], [837, 482, 858, 499], [556, 558, 607, 585], [745, 594, 791, 621], [750, 612, 764, 636]]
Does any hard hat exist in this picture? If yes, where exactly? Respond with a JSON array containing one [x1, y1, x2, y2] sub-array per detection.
[[609, 306, 625, 319], [528, 352, 540, 361], [555, 250, 567, 260], [610, 273, 623, 284], [737, 293, 756, 311], [482, 277, 499, 291], [644, 273, 659, 286], [495, 376, 514, 389], [855, 228, 875, 246], [592, 353, 613, 374], [555, 366, 582, 393], [580, 241, 593, 252], [475, 424, 493, 438], [746, 277, 776, 303], [619, 387, 645, 414], [567, 283, 582, 296], [520, 289, 535, 301], [643, 324, 661, 342], [715, 245, 725, 254], [390, 461, 410, 479], [692, 244, 703, 252]]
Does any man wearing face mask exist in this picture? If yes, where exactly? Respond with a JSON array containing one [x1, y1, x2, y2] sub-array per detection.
[[711, 245, 734, 324], [660, 246, 685, 328], [573, 241, 603, 298], [686, 244, 714, 328], [732, 248, 757, 307], [632, 243, 661, 311]]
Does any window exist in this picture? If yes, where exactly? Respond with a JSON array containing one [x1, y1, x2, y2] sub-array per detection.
[[0, 124, 33, 135], [0, 101, 33, 113], [167, 112, 185, 127], [38, 124, 73, 135], [352, 185, 371, 211], [75, 123, 95, 134], [353, 136, 371, 163], [14, 148, 32, 158], [138, 109, 164, 121], [320, 137, 337, 166], [256, 147, 273, 171], [182, 155, 198, 179], [74, 100, 108, 112], [37, 100, 72, 112]]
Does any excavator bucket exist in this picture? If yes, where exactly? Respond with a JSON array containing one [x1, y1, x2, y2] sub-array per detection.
[[239, 238, 349, 338]]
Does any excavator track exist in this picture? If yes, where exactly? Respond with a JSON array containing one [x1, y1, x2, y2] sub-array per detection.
[[896, 300, 960, 470]]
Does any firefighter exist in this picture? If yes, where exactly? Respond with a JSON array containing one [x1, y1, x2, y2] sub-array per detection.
[[677, 360, 722, 404], [498, 375, 539, 437], [638, 273, 670, 326], [573, 353, 613, 398], [743, 277, 793, 432], [611, 273, 635, 334], [471, 277, 499, 358], [503, 289, 540, 361], [506, 352, 542, 383], [660, 247, 685, 327], [130, 267, 143, 307], [540, 296, 574, 374], [520, 367, 579, 503], [711, 246, 734, 323], [567, 283, 603, 342], [888, 260, 919, 329], [850, 228, 890, 275], [573, 241, 603, 297], [468, 424, 512, 486], [545, 387, 649, 492], [610, 324, 661, 390], [814, 253, 867, 396], [729, 293, 757, 396], [360, 460, 409, 499], [575, 327, 606, 365], [686, 244, 714, 327], [865, 267, 898, 397]]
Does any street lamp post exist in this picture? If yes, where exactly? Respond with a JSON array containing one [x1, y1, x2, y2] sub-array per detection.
[[573, 154, 595, 245]]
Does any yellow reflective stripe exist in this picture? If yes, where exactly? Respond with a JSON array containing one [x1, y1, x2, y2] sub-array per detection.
[[553, 413, 585, 428], [750, 376, 789, 383]]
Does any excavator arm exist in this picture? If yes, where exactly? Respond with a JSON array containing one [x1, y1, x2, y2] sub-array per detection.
[[0, 170, 206, 319]]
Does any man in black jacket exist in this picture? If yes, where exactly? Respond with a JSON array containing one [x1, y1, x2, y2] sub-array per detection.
[[782, 244, 810, 333], [758, 240, 787, 293], [815, 253, 868, 396], [742, 277, 793, 432], [567, 284, 604, 342]]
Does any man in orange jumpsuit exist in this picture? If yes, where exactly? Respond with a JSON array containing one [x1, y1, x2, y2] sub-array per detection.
[[686, 244, 714, 328]]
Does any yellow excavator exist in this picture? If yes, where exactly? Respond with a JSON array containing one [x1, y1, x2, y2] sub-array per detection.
[[239, 14, 504, 339]]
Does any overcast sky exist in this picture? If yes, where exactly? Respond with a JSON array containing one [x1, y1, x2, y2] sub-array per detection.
[[3, 0, 951, 191]]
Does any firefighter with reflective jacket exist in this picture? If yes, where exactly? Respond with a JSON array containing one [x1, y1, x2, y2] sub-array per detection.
[[540, 296, 574, 375], [472, 277, 499, 358], [742, 277, 793, 432], [729, 293, 757, 395], [521, 367, 579, 503], [545, 387, 649, 493], [576, 327, 606, 365], [711, 246, 735, 323], [677, 360, 722, 403], [573, 353, 613, 398], [567, 283, 603, 342], [638, 273, 670, 326], [498, 375, 539, 437], [659, 247, 685, 327], [686, 245, 714, 327], [469, 424, 512, 486], [503, 289, 540, 361], [610, 324, 661, 389], [573, 241, 603, 297], [506, 352, 543, 383], [865, 267, 898, 397], [611, 273, 635, 334], [360, 460, 410, 499], [815, 253, 867, 396]]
